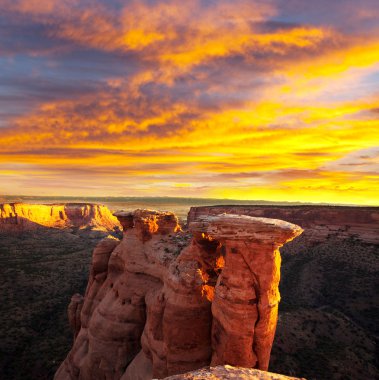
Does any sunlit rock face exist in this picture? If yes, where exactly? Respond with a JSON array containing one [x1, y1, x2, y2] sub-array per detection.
[[163, 365, 305, 380], [0, 203, 121, 232], [55, 210, 302, 380], [188, 205, 379, 245], [190, 215, 302, 371]]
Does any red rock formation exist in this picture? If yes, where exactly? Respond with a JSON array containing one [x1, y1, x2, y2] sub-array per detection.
[[163, 365, 305, 379], [68, 294, 84, 339], [190, 215, 302, 371], [55, 209, 302, 380], [188, 205, 379, 245], [0, 203, 121, 232]]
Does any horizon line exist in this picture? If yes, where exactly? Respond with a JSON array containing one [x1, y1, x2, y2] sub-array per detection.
[[1, 195, 378, 208]]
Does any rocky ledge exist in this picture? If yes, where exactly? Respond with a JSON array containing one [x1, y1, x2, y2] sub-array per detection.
[[163, 365, 305, 379], [55, 209, 302, 380]]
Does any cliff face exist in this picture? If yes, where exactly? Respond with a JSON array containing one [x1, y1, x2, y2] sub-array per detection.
[[0, 203, 121, 232], [55, 209, 302, 380], [188, 206, 379, 245]]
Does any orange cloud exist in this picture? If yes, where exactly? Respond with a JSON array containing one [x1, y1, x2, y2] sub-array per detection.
[[0, 0, 378, 204]]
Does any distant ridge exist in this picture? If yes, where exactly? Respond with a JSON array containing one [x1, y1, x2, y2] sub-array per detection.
[[1, 195, 377, 207]]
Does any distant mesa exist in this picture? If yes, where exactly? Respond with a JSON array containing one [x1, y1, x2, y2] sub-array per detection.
[[55, 209, 303, 380], [0, 203, 121, 233], [188, 205, 379, 245]]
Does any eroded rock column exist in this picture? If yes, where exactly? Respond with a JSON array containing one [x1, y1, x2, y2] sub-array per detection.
[[190, 214, 303, 371], [55, 210, 182, 380], [56, 210, 303, 380]]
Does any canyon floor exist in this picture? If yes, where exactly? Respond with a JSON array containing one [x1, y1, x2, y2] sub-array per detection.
[[0, 228, 116, 379], [270, 235, 378, 379], [0, 209, 378, 380]]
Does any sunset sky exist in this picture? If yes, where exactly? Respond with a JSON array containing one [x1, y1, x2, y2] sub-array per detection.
[[0, 0, 378, 204]]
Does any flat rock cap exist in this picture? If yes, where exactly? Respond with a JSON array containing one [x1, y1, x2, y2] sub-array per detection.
[[189, 213, 303, 243]]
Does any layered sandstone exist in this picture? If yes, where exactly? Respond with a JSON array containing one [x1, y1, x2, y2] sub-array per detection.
[[188, 205, 379, 244], [163, 365, 304, 379], [55, 209, 302, 380], [0, 203, 121, 232]]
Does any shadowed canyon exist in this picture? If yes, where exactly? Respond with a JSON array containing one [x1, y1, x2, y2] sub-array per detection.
[[0, 203, 378, 380]]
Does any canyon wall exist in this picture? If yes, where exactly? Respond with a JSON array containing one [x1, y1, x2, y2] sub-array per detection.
[[55, 209, 303, 380], [0, 203, 121, 232], [188, 205, 379, 245]]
